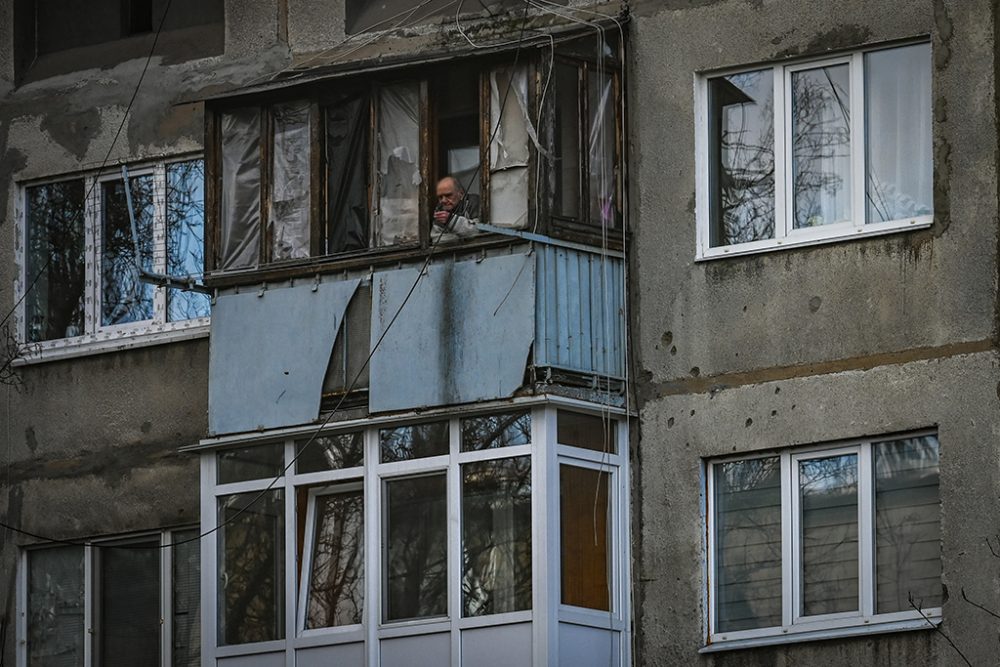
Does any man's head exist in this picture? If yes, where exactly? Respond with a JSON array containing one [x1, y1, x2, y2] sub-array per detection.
[[435, 176, 464, 212]]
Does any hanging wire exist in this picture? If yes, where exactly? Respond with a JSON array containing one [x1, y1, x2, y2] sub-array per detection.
[[0, 0, 538, 552]]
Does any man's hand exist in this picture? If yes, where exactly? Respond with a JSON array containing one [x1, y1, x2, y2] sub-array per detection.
[[433, 209, 451, 227]]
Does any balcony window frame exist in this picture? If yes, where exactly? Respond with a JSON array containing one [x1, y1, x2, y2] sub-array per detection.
[[694, 40, 934, 261], [704, 431, 943, 651], [198, 400, 631, 665], [15, 155, 210, 361]]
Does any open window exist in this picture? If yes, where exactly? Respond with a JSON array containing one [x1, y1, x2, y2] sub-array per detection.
[[206, 34, 625, 277]]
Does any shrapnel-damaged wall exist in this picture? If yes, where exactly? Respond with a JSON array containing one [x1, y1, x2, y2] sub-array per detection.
[[628, 0, 1000, 665], [0, 2, 294, 665]]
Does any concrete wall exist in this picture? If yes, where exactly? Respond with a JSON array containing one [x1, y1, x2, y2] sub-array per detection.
[[629, 0, 1000, 665], [0, 2, 292, 664]]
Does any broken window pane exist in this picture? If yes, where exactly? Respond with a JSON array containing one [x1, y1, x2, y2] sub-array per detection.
[[98, 539, 161, 666], [436, 65, 481, 197], [552, 62, 581, 219], [375, 83, 421, 247], [271, 102, 312, 261], [791, 64, 852, 229], [384, 474, 447, 621], [102, 174, 155, 326], [27, 546, 84, 667], [489, 65, 531, 229], [25, 180, 86, 343], [304, 488, 365, 628], [708, 69, 775, 246], [461, 411, 531, 452], [296, 431, 364, 473], [379, 421, 449, 462], [588, 68, 616, 227], [166, 159, 210, 321], [220, 109, 261, 269], [560, 464, 611, 610], [325, 91, 370, 254], [218, 490, 285, 645], [462, 456, 532, 616], [171, 529, 201, 667], [865, 44, 933, 223]]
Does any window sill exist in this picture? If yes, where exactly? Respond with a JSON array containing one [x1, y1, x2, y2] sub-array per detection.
[[15, 320, 210, 366], [700, 614, 941, 653], [696, 217, 933, 262]]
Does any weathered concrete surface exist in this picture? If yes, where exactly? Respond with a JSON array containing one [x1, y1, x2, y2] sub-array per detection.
[[287, 0, 347, 54], [629, 0, 996, 384], [629, 0, 1000, 665]]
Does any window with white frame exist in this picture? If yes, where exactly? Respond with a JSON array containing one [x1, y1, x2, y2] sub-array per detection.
[[696, 42, 932, 259], [706, 433, 941, 647], [19, 529, 200, 667], [20, 158, 209, 348], [204, 406, 629, 664]]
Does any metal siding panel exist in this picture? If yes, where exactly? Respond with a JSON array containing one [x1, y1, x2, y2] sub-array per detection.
[[369, 253, 535, 412], [208, 279, 360, 435], [462, 623, 533, 667], [534, 245, 624, 378], [380, 632, 451, 667]]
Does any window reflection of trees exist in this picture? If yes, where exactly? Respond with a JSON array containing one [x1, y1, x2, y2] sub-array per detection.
[[26, 181, 86, 342], [167, 160, 211, 321], [461, 412, 531, 451], [379, 422, 449, 462], [102, 175, 155, 325], [385, 475, 448, 621], [462, 456, 532, 617], [305, 491, 364, 628], [219, 491, 284, 645]]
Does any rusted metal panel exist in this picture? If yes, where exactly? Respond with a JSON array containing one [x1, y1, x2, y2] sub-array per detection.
[[369, 253, 535, 413], [208, 279, 361, 435], [535, 245, 624, 378]]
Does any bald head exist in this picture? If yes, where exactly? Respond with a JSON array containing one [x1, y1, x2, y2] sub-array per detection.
[[436, 176, 464, 212]]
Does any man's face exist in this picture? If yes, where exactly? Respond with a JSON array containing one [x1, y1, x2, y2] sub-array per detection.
[[436, 178, 462, 212]]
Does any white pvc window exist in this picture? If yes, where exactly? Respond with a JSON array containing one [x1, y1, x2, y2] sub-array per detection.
[[696, 42, 933, 259], [706, 432, 941, 647], [18, 529, 200, 667], [17, 158, 210, 357]]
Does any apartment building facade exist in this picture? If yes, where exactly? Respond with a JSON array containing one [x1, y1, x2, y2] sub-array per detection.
[[0, 1, 997, 666]]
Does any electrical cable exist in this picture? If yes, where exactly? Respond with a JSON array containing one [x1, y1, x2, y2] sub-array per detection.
[[0, 0, 175, 336], [0, 0, 537, 551]]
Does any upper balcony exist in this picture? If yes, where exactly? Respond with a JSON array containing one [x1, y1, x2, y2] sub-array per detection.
[[203, 29, 628, 437]]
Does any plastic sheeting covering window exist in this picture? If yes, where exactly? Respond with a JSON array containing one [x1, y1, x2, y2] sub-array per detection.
[[588, 69, 616, 227], [271, 102, 312, 261], [220, 109, 261, 269], [375, 83, 421, 247], [489, 66, 533, 229], [326, 92, 371, 253], [369, 254, 534, 412]]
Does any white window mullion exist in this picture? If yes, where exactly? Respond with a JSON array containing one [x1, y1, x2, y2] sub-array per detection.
[[153, 164, 168, 326], [84, 176, 99, 335], [200, 453, 218, 665], [16, 550, 28, 667], [858, 442, 875, 618], [284, 439, 296, 667], [782, 451, 796, 628], [773, 67, 789, 242], [83, 544, 94, 667], [448, 418, 462, 667], [160, 531, 172, 667], [364, 428, 379, 667], [849, 52, 867, 228], [705, 462, 718, 637]]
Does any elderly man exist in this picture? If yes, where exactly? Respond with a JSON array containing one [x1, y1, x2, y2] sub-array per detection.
[[433, 175, 480, 238]]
